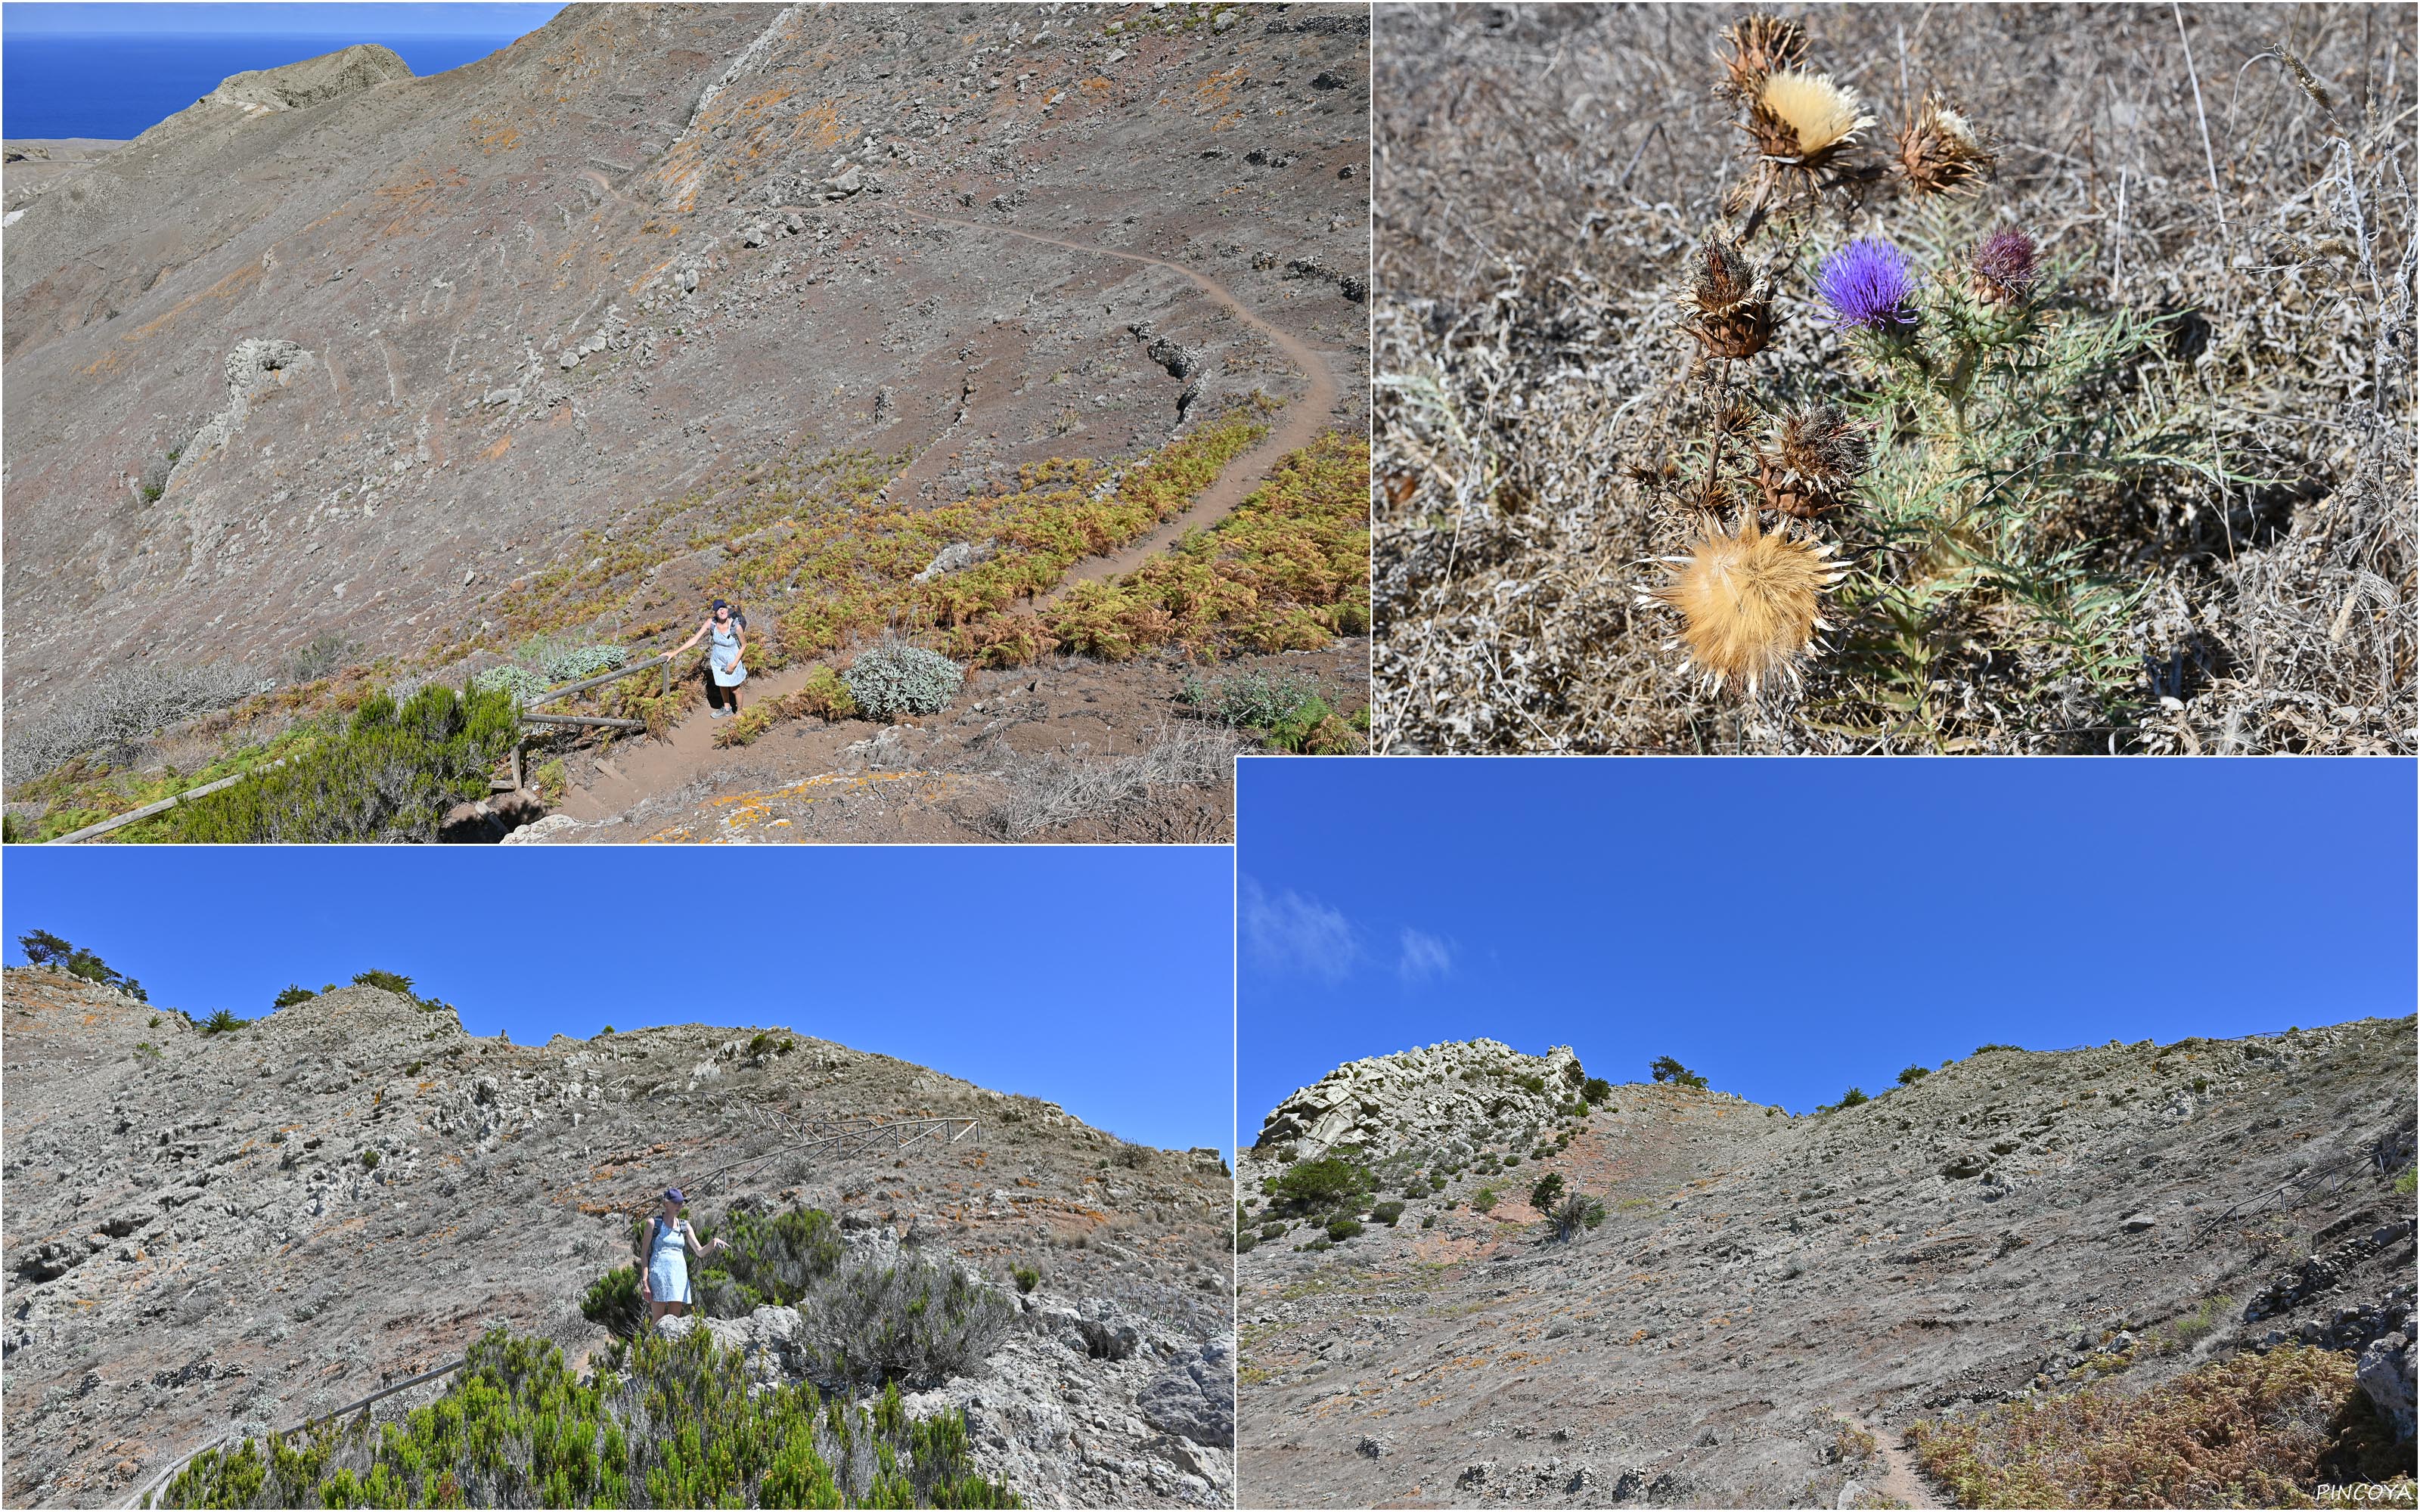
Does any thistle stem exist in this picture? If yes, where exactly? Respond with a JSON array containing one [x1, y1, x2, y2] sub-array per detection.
[[1700, 356, 1736, 515]]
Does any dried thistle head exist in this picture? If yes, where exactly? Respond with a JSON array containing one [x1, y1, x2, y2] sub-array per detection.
[[1893, 92, 1996, 196], [1683, 233, 1776, 359], [1747, 70, 1876, 165], [1715, 14, 1809, 101], [1642, 512, 1846, 696], [1969, 227, 2041, 305], [1771, 399, 1878, 493]]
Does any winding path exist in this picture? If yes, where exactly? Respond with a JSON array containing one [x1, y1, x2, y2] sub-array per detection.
[[551, 213, 1345, 825]]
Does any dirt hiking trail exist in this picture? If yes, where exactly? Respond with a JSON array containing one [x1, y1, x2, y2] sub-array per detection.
[[552, 217, 1343, 824]]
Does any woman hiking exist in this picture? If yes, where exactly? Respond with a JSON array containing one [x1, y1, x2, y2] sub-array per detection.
[[637, 1188, 727, 1325], [670, 600, 749, 717]]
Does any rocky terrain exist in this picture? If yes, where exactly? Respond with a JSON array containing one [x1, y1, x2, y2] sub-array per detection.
[[0, 965, 1236, 1507], [2, 2, 1371, 783], [1238, 1024, 2418, 1507]]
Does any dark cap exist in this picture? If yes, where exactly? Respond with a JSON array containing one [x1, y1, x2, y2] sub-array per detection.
[[711, 600, 728, 612], [665, 1188, 685, 1204]]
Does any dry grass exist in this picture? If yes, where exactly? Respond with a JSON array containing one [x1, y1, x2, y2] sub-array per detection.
[[972, 720, 1240, 841], [1907, 1344, 2413, 1508], [1373, 3, 2415, 752]]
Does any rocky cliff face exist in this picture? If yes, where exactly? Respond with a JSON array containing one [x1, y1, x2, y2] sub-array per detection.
[[0, 966, 1236, 1507], [1, 2, 1370, 730], [1238, 1022, 2417, 1507]]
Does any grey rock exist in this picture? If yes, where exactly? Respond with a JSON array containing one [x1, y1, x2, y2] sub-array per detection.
[[1136, 1340, 1233, 1447], [2359, 1331, 2415, 1445]]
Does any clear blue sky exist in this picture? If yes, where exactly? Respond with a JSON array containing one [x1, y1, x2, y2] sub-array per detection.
[[4, 845, 1236, 1155], [1236, 758, 2418, 1132], [3, 3, 563, 139]]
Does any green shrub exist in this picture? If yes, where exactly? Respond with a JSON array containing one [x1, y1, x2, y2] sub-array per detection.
[[1838, 1087, 1869, 1108], [272, 985, 317, 1009], [352, 970, 415, 996], [1581, 1076, 1613, 1105], [535, 643, 628, 686], [1428, 1174, 1447, 1192], [1179, 668, 1326, 733], [1974, 1043, 2024, 1055], [135, 1041, 161, 1060], [1472, 1187, 1499, 1214], [159, 1324, 1016, 1508], [693, 1207, 845, 1315], [785, 665, 861, 722], [1528, 1173, 1566, 1213], [1325, 1217, 1363, 1241], [1235, 1230, 1258, 1254], [1012, 1265, 1040, 1295], [470, 663, 551, 705], [359, 1150, 380, 1171], [1270, 1155, 1373, 1216], [581, 1264, 647, 1340], [1371, 1201, 1406, 1226], [1259, 1223, 1286, 1242], [843, 638, 963, 721], [1649, 1055, 1708, 1090], [2397, 1166, 2417, 1198], [1897, 1064, 1930, 1086], [161, 682, 520, 844], [1420, 1213, 1436, 1229], [202, 1009, 247, 1036]]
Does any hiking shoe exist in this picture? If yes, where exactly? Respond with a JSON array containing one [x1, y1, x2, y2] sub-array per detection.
[[707, 707, 728, 718]]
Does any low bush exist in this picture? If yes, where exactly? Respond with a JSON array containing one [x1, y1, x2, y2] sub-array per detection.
[[535, 643, 628, 686], [1180, 669, 1325, 733], [360, 1150, 381, 1171], [1581, 1076, 1613, 1105], [1325, 1217, 1364, 1241], [843, 639, 964, 722], [1897, 1065, 1931, 1086], [272, 985, 317, 1009], [157, 1324, 1017, 1508], [581, 1264, 647, 1340], [712, 704, 777, 748], [159, 682, 518, 844], [352, 969, 415, 996], [783, 665, 860, 722], [1011, 1265, 1040, 1295], [1907, 1344, 2405, 1508], [1259, 1223, 1286, 1242], [1472, 1187, 1499, 1214], [1420, 1213, 1436, 1229], [1547, 1194, 1606, 1243], [1270, 1155, 1374, 1216], [470, 663, 551, 705], [202, 1009, 247, 1036], [284, 632, 361, 686], [1235, 1230, 1257, 1254], [796, 1252, 1017, 1394], [1371, 1201, 1407, 1226]]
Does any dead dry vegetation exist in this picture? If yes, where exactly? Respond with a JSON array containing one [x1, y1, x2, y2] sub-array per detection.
[[1373, 3, 2415, 753]]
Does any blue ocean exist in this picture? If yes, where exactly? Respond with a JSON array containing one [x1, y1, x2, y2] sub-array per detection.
[[3, 31, 529, 140]]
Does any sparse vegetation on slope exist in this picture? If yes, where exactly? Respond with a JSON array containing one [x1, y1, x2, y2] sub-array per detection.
[[1907, 1343, 2411, 1509]]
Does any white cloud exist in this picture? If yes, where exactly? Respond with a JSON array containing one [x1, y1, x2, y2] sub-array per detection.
[[1397, 927, 1453, 984], [1240, 876, 1358, 983]]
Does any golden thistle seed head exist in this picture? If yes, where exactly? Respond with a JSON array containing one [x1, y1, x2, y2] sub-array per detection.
[[1748, 70, 1876, 163], [1715, 14, 1809, 101], [1645, 515, 1846, 696], [1894, 91, 1996, 196]]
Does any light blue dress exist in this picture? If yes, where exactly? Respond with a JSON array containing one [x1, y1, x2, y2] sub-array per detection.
[[647, 1216, 693, 1305], [709, 621, 746, 689]]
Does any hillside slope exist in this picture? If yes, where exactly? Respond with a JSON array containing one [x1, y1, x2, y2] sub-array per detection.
[[0, 966, 1235, 1507], [1237, 1027, 2416, 1507], [1, 2, 1370, 742]]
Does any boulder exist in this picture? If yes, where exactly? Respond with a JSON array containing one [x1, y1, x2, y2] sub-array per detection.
[[1135, 1340, 1233, 1447], [2358, 1331, 2415, 1444]]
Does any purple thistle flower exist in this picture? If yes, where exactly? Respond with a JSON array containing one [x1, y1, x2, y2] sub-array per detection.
[[1817, 238, 1918, 333], [1972, 227, 2041, 300]]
